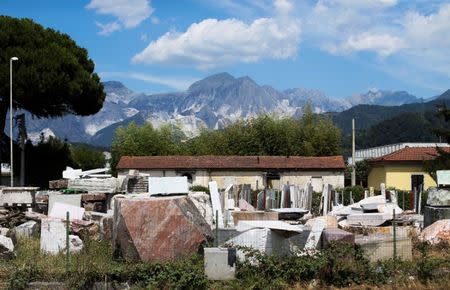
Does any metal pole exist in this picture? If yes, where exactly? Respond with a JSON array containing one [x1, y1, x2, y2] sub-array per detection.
[[9, 57, 18, 187], [393, 208, 397, 260], [351, 118, 356, 186], [66, 211, 70, 273], [215, 210, 219, 247], [9, 59, 13, 187]]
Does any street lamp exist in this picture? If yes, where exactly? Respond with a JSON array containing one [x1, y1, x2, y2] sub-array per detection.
[[10, 56, 18, 187]]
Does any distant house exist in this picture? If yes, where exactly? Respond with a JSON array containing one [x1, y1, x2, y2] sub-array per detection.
[[367, 147, 449, 191], [116, 155, 346, 191]]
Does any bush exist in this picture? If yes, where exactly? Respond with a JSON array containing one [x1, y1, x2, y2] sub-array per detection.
[[189, 185, 210, 194]]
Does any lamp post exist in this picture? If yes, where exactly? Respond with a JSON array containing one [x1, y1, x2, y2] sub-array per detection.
[[10, 56, 18, 187]]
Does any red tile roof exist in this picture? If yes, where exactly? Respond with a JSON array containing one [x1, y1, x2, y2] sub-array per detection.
[[369, 147, 450, 163], [117, 155, 346, 170]]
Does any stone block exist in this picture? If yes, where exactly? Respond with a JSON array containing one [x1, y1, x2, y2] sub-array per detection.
[[113, 196, 213, 262], [305, 215, 337, 229], [347, 213, 391, 226], [424, 206, 450, 227], [321, 228, 355, 248], [48, 194, 82, 214], [204, 247, 236, 280], [189, 192, 214, 228], [68, 178, 119, 193], [148, 177, 188, 195], [40, 218, 66, 254], [49, 179, 69, 189], [0, 235, 14, 259], [231, 211, 278, 226], [15, 220, 39, 239], [49, 202, 85, 221], [421, 219, 450, 245], [0, 187, 39, 205], [427, 188, 450, 206]]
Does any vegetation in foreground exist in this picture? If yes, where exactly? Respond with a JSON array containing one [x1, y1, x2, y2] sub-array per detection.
[[1, 237, 450, 290]]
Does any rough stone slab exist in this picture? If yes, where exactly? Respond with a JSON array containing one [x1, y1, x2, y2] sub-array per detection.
[[49, 179, 69, 189], [49, 202, 85, 221], [424, 206, 450, 228], [231, 211, 278, 226], [305, 215, 337, 229], [321, 228, 355, 248], [209, 181, 224, 228], [239, 199, 255, 211], [0, 235, 14, 259], [48, 194, 82, 214], [236, 220, 303, 233], [40, 218, 67, 254], [204, 247, 236, 280], [189, 192, 214, 228], [421, 219, 450, 245], [68, 178, 119, 193], [0, 187, 38, 205], [148, 177, 188, 195], [15, 220, 39, 239], [304, 218, 326, 250], [113, 196, 213, 262], [225, 228, 288, 259], [347, 213, 391, 226], [426, 188, 450, 206]]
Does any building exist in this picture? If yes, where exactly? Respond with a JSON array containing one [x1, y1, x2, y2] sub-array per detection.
[[367, 147, 449, 191], [348, 142, 450, 165], [116, 155, 346, 191]]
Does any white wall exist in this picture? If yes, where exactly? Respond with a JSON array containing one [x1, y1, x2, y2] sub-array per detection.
[[118, 168, 344, 191]]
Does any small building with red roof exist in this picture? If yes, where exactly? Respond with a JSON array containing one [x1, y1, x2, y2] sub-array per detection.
[[116, 155, 346, 191], [367, 147, 450, 191]]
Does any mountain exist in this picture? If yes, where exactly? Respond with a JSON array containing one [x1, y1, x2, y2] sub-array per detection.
[[331, 90, 450, 135], [19, 72, 442, 147]]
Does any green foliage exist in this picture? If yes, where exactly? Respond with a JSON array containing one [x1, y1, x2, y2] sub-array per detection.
[[423, 104, 450, 181], [189, 185, 210, 194], [71, 144, 106, 171], [111, 112, 342, 172], [110, 122, 186, 171], [4, 238, 207, 290], [0, 16, 105, 118]]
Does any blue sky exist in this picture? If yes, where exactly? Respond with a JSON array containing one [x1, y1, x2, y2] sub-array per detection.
[[1, 0, 450, 99]]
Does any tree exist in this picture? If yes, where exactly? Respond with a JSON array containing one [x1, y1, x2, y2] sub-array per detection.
[[25, 135, 75, 188], [424, 104, 450, 181], [71, 145, 106, 171], [0, 16, 105, 163]]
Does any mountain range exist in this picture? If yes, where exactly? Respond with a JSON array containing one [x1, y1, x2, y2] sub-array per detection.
[[20, 72, 442, 148]]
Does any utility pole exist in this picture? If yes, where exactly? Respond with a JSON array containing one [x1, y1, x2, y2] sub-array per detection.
[[351, 118, 356, 186]]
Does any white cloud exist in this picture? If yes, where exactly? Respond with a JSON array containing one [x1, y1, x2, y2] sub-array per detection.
[[132, 0, 300, 69], [100, 71, 198, 91], [332, 33, 406, 57], [86, 0, 154, 35], [96, 21, 121, 36]]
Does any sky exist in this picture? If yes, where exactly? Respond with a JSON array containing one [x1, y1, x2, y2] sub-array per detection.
[[1, 0, 450, 99]]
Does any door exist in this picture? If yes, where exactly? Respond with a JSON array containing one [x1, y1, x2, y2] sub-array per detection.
[[411, 174, 424, 192]]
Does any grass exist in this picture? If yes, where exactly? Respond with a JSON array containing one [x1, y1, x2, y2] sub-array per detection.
[[1, 238, 450, 289]]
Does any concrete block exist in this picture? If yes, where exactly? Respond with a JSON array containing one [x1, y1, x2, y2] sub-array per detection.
[[355, 234, 412, 262], [424, 206, 450, 227], [148, 177, 188, 195], [0, 187, 39, 205], [204, 247, 236, 280]]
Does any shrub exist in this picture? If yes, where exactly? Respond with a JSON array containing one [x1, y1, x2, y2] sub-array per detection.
[[189, 185, 210, 194]]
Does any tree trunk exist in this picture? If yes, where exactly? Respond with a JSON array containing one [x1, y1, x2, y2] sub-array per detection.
[[0, 98, 9, 185]]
